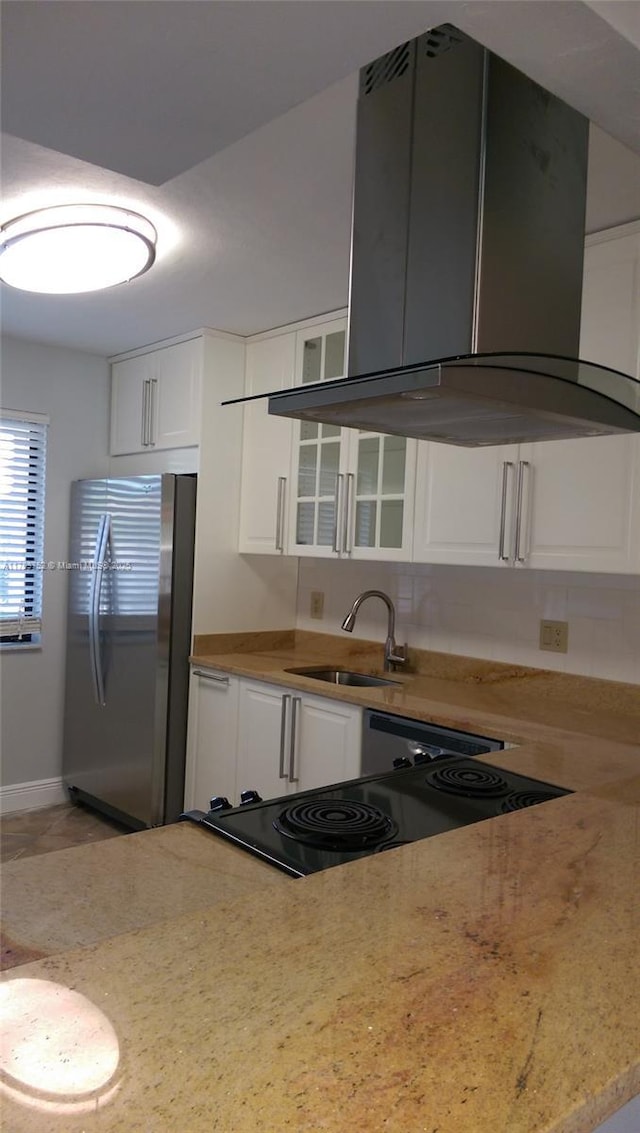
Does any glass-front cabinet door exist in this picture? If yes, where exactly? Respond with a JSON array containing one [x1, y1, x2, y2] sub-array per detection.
[[288, 319, 350, 558], [344, 431, 416, 560], [287, 315, 416, 560]]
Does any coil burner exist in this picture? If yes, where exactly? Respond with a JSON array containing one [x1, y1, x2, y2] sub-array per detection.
[[425, 762, 510, 798], [274, 799, 398, 851], [374, 840, 412, 853], [500, 790, 562, 813]]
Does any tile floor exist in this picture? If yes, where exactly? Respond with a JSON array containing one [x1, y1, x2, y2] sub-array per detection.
[[1, 802, 130, 863]]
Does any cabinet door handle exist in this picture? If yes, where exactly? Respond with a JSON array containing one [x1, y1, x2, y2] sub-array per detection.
[[148, 378, 158, 446], [279, 694, 291, 779], [498, 461, 514, 562], [333, 474, 344, 553], [288, 696, 300, 783], [275, 477, 286, 551], [141, 380, 150, 446], [514, 460, 530, 564], [343, 472, 354, 554], [193, 669, 230, 685]]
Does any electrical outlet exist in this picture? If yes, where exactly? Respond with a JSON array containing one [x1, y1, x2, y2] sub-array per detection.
[[539, 619, 569, 653], [310, 591, 324, 620]]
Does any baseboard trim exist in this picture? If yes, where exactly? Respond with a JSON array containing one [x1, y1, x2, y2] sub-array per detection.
[[0, 777, 68, 815]]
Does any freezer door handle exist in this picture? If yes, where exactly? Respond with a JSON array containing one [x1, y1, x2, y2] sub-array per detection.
[[89, 513, 111, 707]]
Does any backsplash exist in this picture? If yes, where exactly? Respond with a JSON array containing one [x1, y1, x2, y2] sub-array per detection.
[[296, 560, 640, 685]]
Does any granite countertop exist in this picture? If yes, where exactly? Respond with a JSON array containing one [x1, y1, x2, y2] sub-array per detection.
[[1, 631, 639, 1132], [191, 629, 640, 764], [1, 823, 287, 966]]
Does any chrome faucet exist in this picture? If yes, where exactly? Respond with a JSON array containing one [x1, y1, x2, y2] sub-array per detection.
[[340, 590, 408, 673]]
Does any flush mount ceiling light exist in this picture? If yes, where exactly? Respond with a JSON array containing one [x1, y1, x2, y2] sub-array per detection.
[[0, 203, 157, 294]]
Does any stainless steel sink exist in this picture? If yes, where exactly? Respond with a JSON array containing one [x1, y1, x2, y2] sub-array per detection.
[[284, 666, 401, 688]]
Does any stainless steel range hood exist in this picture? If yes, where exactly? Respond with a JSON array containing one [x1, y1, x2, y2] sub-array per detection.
[[233, 25, 639, 446]]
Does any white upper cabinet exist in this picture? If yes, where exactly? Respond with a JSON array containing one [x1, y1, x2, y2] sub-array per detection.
[[414, 224, 640, 573], [287, 317, 416, 560], [238, 333, 295, 554], [581, 223, 640, 377], [517, 224, 640, 572], [413, 443, 519, 567], [343, 429, 416, 561], [516, 433, 640, 571], [288, 318, 351, 557], [110, 354, 152, 456], [152, 340, 202, 450], [110, 337, 202, 455]]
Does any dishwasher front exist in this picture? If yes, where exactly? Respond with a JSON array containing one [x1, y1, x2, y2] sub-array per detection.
[[361, 709, 504, 776]]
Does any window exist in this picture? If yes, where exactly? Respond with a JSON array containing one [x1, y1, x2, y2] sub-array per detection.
[[0, 410, 48, 645]]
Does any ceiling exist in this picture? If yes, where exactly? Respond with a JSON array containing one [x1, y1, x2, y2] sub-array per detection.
[[1, 0, 640, 359]]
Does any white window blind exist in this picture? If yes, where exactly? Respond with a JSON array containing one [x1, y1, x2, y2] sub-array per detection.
[[0, 409, 48, 642]]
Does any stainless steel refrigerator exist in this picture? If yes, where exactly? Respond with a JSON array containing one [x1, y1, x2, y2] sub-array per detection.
[[62, 473, 197, 829]]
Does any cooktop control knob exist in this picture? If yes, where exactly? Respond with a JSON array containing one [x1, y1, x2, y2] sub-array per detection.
[[412, 751, 433, 766], [412, 745, 451, 765], [240, 790, 263, 805], [393, 757, 412, 770], [208, 796, 232, 812]]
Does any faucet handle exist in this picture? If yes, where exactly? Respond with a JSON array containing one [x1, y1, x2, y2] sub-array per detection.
[[387, 643, 408, 669]]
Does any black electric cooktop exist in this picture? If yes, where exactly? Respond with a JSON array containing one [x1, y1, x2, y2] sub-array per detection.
[[180, 759, 572, 878]]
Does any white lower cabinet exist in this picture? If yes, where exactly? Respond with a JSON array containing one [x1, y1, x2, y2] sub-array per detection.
[[184, 668, 240, 811], [185, 671, 363, 811], [236, 679, 362, 801], [236, 681, 292, 801]]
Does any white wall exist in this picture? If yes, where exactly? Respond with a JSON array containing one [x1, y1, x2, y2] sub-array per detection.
[[297, 558, 640, 684], [0, 335, 110, 791]]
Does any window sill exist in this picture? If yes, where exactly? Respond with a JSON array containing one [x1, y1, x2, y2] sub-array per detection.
[[0, 642, 43, 653]]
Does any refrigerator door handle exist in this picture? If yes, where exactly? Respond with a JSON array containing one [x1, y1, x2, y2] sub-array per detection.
[[89, 513, 111, 707], [88, 515, 106, 705]]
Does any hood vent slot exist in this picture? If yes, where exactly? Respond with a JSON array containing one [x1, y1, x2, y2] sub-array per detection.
[[362, 42, 411, 94], [423, 24, 465, 58]]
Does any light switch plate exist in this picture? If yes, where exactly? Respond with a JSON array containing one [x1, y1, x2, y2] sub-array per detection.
[[539, 619, 569, 653]]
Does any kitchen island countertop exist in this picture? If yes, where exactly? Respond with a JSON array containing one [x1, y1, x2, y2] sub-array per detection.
[[1, 631, 638, 1132]]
